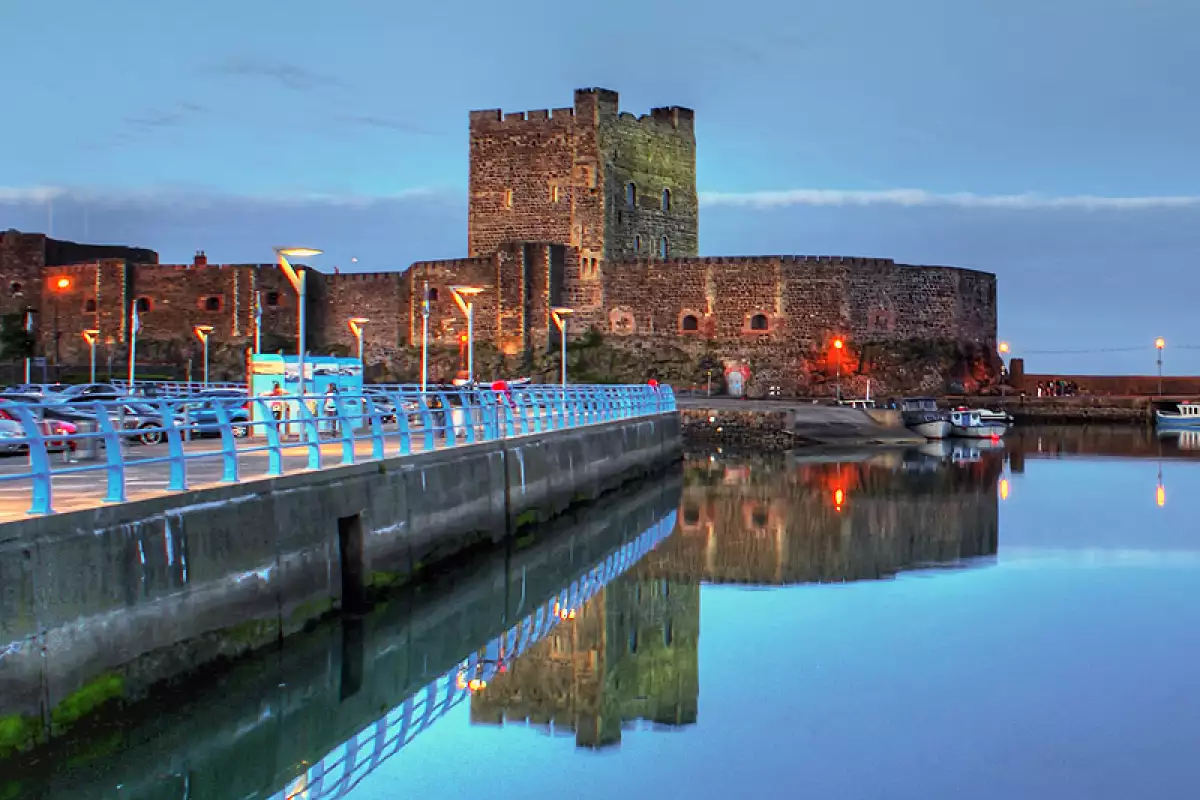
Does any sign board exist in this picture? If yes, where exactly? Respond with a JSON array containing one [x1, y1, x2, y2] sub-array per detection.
[[247, 354, 364, 436]]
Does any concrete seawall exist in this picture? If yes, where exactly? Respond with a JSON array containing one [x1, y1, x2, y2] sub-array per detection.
[[678, 400, 921, 451], [0, 413, 680, 755]]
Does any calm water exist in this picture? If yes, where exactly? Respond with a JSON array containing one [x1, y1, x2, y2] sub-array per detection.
[[10, 427, 1200, 799]]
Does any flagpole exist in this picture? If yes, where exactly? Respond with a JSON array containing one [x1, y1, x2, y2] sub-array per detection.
[[128, 304, 139, 388], [420, 280, 429, 393], [23, 310, 33, 384]]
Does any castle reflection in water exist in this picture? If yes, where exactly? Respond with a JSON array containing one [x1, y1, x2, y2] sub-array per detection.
[[470, 446, 1003, 748]]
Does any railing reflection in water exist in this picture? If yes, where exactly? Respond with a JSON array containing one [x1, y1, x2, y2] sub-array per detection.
[[272, 509, 678, 800]]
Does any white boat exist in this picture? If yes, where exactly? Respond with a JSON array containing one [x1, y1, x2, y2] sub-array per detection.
[[949, 409, 1007, 439], [976, 408, 1014, 431], [1155, 403, 1200, 430], [900, 397, 951, 439]]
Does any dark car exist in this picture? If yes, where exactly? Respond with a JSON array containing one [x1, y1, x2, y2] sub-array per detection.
[[183, 398, 252, 438]]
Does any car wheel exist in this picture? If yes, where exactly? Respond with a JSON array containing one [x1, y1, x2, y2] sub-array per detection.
[[139, 425, 163, 446], [232, 424, 250, 438]]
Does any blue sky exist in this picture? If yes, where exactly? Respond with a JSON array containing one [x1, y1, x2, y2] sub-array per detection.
[[2, 0, 1197, 374]]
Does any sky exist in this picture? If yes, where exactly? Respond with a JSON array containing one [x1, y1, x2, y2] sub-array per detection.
[[1, 0, 1197, 374]]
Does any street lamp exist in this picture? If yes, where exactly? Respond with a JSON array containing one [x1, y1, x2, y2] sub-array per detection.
[[275, 247, 322, 397], [833, 338, 845, 400], [449, 285, 484, 384], [82, 329, 100, 383], [194, 325, 214, 386], [51, 276, 71, 370], [998, 342, 1011, 396], [550, 307, 574, 386], [348, 317, 369, 363], [1156, 337, 1165, 396]]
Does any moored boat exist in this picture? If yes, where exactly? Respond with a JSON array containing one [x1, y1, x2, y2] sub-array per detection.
[[900, 397, 951, 439], [949, 409, 1007, 439], [1155, 402, 1200, 430], [976, 408, 1014, 431]]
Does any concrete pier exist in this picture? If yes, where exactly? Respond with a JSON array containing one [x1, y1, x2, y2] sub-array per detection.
[[0, 413, 680, 755]]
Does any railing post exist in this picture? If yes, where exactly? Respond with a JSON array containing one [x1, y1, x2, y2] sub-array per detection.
[[436, 391, 457, 447], [294, 397, 322, 470], [12, 405, 53, 515], [330, 394, 356, 466], [210, 402, 239, 483], [155, 399, 187, 492], [253, 398, 284, 477], [392, 392, 412, 456], [365, 395, 385, 461], [88, 402, 127, 503], [461, 392, 478, 445], [416, 394, 436, 452]]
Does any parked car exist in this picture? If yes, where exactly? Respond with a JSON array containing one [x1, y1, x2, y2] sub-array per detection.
[[183, 399, 252, 438], [0, 418, 76, 454]]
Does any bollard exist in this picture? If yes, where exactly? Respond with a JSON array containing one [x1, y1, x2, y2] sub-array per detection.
[[77, 417, 100, 461]]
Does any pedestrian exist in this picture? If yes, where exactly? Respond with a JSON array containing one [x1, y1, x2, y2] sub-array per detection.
[[323, 383, 339, 435]]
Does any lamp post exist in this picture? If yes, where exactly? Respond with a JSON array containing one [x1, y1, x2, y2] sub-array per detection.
[[998, 341, 1011, 397], [348, 317, 369, 363], [23, 308, 35, 384], [82, 329, 99, 383], [449, 285, 484, 385], [51, 276, 71, 373], [550, 307, 574, 386], [420, 281, 430, 393], [1155, 337, 1165, 396], [129, 301, 142, 387], [833, 337, 844, 400], [194, 325, 214, 387], [275, 247, 322, 397]]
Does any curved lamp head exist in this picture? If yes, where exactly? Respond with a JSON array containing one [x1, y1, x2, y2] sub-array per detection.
[[348, 317, 369, 336], [194, 324, 214, 342], [275, 247, 323, 258], [1156, 337, 1166, 350], [551, 306, 574, 330], [449, 285, 484, 315], [82, 329, 100, 344]]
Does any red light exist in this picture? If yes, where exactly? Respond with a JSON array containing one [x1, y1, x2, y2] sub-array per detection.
[[833, 339, 844, 350], [55, 277, 71, 290], [459, 334, 468, 343]]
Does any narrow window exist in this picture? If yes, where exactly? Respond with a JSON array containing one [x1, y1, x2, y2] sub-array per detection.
[[681, 314, 699, 332], [749, 313, 769, 331], [662, 189, 671, 211], [504, 189, 513, 209], [84, 298, 97, 313], [265, 291, 281, 307], [135, 297, 152, 313], [550, 184, 560, 203], [625, 182, 636, 207], [204, 296, 221, 312], [428, 287, 439, 301], [663, 623, 673, 647], [660, 237, 669, 258]]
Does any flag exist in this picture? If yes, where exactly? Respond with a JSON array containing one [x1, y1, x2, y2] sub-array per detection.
[[131, 304, 141, 335], [23, 311, 33, 333]]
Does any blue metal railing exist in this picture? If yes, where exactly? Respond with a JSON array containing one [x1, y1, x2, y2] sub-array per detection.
[[269, 507, 678, 800], [0, 384, 676, 517]]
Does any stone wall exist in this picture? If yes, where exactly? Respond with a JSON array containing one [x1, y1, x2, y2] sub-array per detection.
[[321, 272, 406, 367]]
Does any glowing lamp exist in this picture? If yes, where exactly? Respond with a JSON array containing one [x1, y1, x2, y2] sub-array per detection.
[[55, 277, 71, 290], [998, 342, 1010, 354], [999, 478, 1010, 501], [833, 339, 844, 350], [1155, 338, 1165, 350], [1157, 485, 1166, 507]]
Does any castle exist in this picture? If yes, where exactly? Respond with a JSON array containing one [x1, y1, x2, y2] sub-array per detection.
[[0, 88, 998, 394]]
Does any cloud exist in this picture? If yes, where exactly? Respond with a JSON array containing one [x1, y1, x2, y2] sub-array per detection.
[[124, 102, 206, 131], [0, 184, 452, 212], [700, 188, 1200, 211], [336, 114, 441, 137], [214, 56, 345, 92]]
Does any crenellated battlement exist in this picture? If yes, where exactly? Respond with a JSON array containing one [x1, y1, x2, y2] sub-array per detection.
[[607, 255, 901, 268]]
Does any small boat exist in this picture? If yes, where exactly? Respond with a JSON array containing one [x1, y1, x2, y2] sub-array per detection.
[[900, 397, 951, 440], [1155, 402, 1200, 430], [949, 409, 1007, 439], [976, 408, 1014, 430], [836, 399, 877, 410]]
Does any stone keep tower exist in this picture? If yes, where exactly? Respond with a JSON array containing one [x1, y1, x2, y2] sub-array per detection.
[[468, 88, 698, 312]]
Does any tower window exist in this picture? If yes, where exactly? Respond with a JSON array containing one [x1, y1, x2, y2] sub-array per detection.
[[504, 189, 513, 209], [265, 291, 281, 307], [662, 189, 671, 211], [134, 297, 152, 313], [83, 298, 97, 313], [680, 314, 699, 332], [625, 182, 636, 208], [203, 295, 222, 312], [428, 287, 439, 302], [749, 313, 769, 331], [660, 237, 669, 258], [9, 282, 23, 296]]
